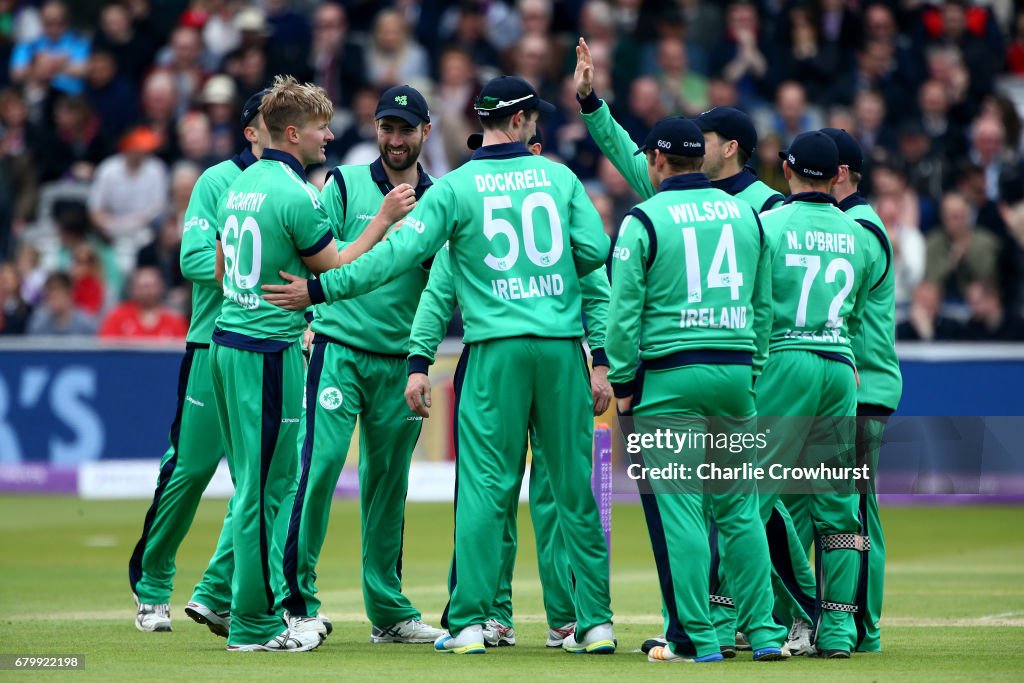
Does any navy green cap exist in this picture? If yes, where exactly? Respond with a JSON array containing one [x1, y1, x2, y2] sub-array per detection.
[[474, 76, 555, 118], [820, 127, 863, 173], [638, 117, 705, 157], [779, 131, 839, 179], [241, 88, 270, 128], [376, 84, 430, 126], [695, 106, 758, 157], [467, 129, 542, 150]]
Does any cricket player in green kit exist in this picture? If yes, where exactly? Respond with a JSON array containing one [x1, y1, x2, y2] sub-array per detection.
[[264, 76, 614, 656], [605, 117, 787, 664], [574, 37, 807, 652], [279, 85, 444, 644], [211, 76, 401, 652], [129, 89, 270, 635], [573, 37, 783, 212], [755, 131, 878, 659], [403, 130, 613, 648], [780, 128, 902, 653]]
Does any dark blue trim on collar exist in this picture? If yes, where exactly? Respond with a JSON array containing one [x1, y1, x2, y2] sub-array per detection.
[[837, 192, 869, 212], [658, 172, 712, 192], [261, 148, 307, 181], [471, 141, 532, 160], [369, 158, 434, 198], [711, 167, 757, 195], [239, 148, 258, 168], [784, 191, 838, 206]]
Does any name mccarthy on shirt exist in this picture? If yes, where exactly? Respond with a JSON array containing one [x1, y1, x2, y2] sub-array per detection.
[[225, 191, 268, 213]]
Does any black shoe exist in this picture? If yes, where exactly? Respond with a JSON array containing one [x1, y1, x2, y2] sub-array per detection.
[[819, 649, 851, 659], [720, 645, 736, 659], [641, 637, 667, 654]]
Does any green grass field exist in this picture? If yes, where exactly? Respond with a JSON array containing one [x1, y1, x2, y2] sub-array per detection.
[[0, 497, 1021, 681]]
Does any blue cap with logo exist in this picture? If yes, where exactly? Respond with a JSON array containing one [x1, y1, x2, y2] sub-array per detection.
[[695, 107, 758, 157], [819, 127, 863, 174], [474, 76, 555, 118], [240, 88, 270, 128], [376, 84, 430, 126], [638, 117, 705, 157], [779, 131, 839, 179]]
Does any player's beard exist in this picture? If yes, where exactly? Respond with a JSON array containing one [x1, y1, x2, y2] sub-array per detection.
[[380, 138, 422, 172]]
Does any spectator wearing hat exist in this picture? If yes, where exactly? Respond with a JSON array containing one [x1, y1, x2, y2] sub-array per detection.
[[87, 125, 169, 257], [197, 74, 239, 160]]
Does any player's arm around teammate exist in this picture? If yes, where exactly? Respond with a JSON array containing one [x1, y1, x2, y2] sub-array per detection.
[[279, 85, 445, 646]]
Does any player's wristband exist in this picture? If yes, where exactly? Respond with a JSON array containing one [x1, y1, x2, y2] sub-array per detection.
[[576, 90, 601, 114], [307, 278, 326, 305], [591, 347, 609, 368], [408, 355, 431, 376], [611, 379, 635, 399]]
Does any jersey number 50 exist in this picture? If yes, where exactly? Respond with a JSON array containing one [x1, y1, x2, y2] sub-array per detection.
[[482, 193, 563, 271], [222, 214, 262, 290]]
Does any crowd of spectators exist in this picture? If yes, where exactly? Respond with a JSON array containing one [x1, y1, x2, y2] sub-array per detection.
[[0, 0, 1023, 341]]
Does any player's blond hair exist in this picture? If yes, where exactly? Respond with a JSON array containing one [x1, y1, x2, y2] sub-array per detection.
[[259, 75, 334, 137]]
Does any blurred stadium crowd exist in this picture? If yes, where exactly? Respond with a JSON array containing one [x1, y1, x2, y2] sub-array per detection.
[[0, 0, 1023, 341]]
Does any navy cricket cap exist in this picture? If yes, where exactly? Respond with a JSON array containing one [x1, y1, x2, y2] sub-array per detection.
[[695, 107, 758, 157], [467, 128, 542, 150], [241, 88, 270, 128], [820, 127, 863, 174], [779, 131, 839, 179], [638, 117, 705, 157], [376, 85, 430, 126], [474, 76, 555, 118]]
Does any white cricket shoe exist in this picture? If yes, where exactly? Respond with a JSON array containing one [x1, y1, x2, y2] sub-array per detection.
[[371, 618, 445, 643], [185, 601, 229, 638], [226, 627, 322, 652], [735, 630, 752, 650], [434, 624, 486, 654], [134, 594, 171, 632], [561, 622, 616, 654], [286, 612, 333, 638], [482, 619, 516, 647], [546, 621, 576, 648], [782, 619, 817, 657]]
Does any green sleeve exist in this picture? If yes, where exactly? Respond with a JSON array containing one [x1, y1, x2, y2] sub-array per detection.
[[580, 100, 656, 200], [179, 176, 221, 289], [847, 243, 877, 345], [287, 185, 335, 253], [569, 177, 611, 276], [408, 244, 456, 365], [320, 171, 346, 239], [580, 267, 610, 364], [316, 180, 454, 304], [751, 218, 773, 376], [606, 215, 649, 394]]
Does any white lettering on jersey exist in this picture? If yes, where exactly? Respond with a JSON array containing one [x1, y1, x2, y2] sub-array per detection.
[[474, 169, 553, 193], [667, 200, 742, 224], [679, 306, 747, 329], [225, 191, 269, 213], [490, 274, 564, 300]]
